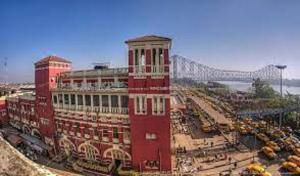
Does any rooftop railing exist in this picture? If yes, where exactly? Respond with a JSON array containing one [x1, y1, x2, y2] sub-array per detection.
[[61, 67, 128, 78]]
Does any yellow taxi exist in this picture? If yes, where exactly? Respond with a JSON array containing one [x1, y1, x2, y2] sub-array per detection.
[[247, 162, 265, 173], [245, 162, 272, 176], [243, 117, 252, 124], [282, 161, 300, 174], [272, 130, 285, 138], [258, 121, 267, 128], [239, 126, 248, 135], [260, 172, 272, 176], [256, 133, 270, 143], [293, 148, 300, 157], [266, 141, 281, 152], [201, 125, 214, 133], [287, 155, 300, 167], [262, 146, 277, 159]]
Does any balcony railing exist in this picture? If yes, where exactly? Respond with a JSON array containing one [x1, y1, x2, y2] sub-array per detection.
[[120, 108, 128, 114], [102, 137, 109, 142], [123, 139, 131, 144], [58, 82, 128, 90], [54, 105, 129, 115], [113, 138, 119, 144], [133, 65, 146, 73], [111, 107, 119, 114], [151, 65, 164, 73], [101, 107, 109, 113]]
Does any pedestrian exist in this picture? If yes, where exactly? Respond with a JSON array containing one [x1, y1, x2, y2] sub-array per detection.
[[211, 141, 214, 147], [228, 157, 232, 164], [234, 162, 237, 168]]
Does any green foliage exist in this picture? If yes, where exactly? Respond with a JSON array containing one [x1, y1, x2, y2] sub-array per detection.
[[252, 78, 279, 99]]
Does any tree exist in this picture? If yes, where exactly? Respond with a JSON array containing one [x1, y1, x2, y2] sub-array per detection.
[[252, 78, 279, 99]]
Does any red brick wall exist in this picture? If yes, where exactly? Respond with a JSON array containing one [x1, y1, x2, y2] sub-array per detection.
[[0, 100, 8, 125], [35, 62, 70, 144], [128, 48, 171, 172]]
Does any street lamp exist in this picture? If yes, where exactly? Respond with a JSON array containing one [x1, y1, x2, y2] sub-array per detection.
[[275, 65, 287, 128]]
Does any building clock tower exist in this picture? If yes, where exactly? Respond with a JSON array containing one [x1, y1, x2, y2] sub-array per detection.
[[35, 56, 71, 151], [126, 35, 172, 172]]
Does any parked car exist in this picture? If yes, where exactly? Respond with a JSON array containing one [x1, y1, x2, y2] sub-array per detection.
[[282, 161, 300, 174], [257, 133, 270, 143], [287, 155, 300, 167], [266, 141, 281, 152], [262, 146, 277, 159]]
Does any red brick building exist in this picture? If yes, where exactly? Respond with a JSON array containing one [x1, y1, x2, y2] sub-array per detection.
[[4, 35, 172, 174], [0, 98, 8, 125]]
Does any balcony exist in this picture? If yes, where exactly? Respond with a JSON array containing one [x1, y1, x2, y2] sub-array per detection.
[[151, 65, 164, 73], [133, 65, 146, 73], [111, 107, 119, 114], [101, 107, 109, 113], [113, 138, 119, 144], [120, 108, 128, 114], [58, 82, 128, 91], [123, 139, 131, 144], [102, 137, 109, 142]]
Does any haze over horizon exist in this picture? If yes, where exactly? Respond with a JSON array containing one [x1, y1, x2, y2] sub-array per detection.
[[1, 0, 300, 82]]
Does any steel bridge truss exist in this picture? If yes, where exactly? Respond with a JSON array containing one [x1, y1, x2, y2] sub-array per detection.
[[171, 55, 281, 81]]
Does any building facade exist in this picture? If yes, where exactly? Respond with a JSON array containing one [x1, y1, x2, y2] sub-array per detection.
[[3, 35, 172, 174], [0, 98, 8, 125]]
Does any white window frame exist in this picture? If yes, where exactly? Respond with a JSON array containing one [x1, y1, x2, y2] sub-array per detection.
[[152, 96, 165, 115], [135, 95, 147, 115]]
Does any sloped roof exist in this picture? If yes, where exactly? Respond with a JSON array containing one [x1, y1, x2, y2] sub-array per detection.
[[35, 55, 71, 65], [125, 35, 171, 43]]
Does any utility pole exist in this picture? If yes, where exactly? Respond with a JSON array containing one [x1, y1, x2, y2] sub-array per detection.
[[275, 65, 287, 129]]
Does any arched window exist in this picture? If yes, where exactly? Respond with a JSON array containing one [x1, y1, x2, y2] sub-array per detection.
[[59, 138, 76, 156], [78, 142, 99, 161]]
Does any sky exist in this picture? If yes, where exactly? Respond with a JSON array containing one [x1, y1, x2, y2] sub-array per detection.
[[1, 0, 300, 82]]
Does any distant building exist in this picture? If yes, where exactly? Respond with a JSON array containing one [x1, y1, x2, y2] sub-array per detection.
[[3, 35, 172, 174]]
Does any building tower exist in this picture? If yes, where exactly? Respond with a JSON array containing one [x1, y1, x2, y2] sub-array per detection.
[[126, 35, 172, 172], [35, 56, 71, 151]]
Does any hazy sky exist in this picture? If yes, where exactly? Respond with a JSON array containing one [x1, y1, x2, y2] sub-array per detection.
[[1, 0, 300, 82]]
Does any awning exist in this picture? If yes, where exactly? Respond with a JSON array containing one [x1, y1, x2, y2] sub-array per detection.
[[20, 133, 52, 151], [7, 134, 23, 146]]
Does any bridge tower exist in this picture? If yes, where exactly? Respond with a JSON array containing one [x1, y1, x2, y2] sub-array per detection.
[[35, 56, 71, 150], [126, 35, 172, 172]]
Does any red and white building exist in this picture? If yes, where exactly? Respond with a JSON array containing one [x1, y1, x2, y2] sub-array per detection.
[[3, 35, 172, 174], [0, 98, 8, 125]]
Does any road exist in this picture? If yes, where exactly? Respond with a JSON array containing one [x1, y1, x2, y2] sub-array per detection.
[[188, 95, 232, 125]]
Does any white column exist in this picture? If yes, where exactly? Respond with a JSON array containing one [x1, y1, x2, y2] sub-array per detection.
[[62, 93, 65, 108], [83, 94, 86, 111], [67, 94, 70, 109], [91, 94, 94, 111], [54, 94, 59, 108], [118, 95, 121, 114], [108, 95, 111, 113], [98, 77, 101, 89], [99, 95, 102, 113], [75, 94, 78, 110], [70, 79, 74, 89], [156, 48, 159, 72], [83, 77, 87, 89]]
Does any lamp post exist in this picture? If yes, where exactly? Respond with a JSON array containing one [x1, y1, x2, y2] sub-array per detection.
[[275, 65, 287, 129]]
